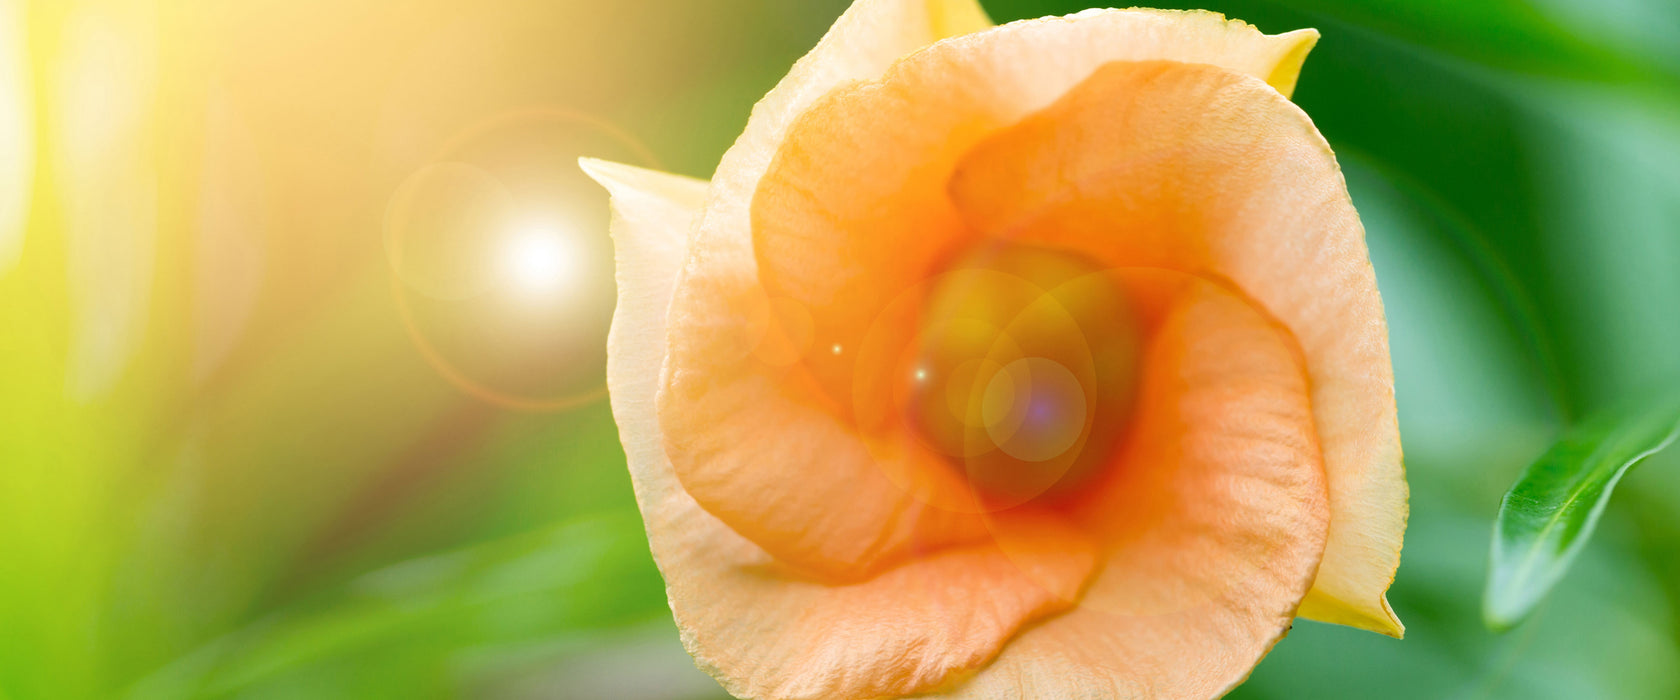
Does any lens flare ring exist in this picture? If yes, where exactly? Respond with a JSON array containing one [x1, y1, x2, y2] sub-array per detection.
[[385, 107, 659, 412]]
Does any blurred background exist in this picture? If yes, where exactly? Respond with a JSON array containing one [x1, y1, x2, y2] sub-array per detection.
[[1, 0, 1678, 697]]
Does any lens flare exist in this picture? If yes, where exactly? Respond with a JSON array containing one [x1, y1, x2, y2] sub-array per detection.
[[904, 242, 1141, 506], [982, 357, 1089, 464], [502, 222, 583, 300], [384, 109, 656, 411]]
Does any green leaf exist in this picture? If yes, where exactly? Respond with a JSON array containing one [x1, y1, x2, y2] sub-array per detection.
[[1485, 394, 1680, 630], [120, 512, 678, 700]]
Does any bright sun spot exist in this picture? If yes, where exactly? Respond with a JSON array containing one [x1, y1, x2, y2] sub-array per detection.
[[503, 223, 581, 299]]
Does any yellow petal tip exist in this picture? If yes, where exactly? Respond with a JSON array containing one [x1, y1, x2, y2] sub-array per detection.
[[927, 0, 993, 39], [1266, 28, 1319, 98], [1298, 590, 1405, 638]]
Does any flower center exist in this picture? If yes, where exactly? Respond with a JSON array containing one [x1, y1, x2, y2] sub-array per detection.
[[907, 241, 1141, 506]]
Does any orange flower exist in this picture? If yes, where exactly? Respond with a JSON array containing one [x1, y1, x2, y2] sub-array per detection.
[[583, 1, 1406, 698]]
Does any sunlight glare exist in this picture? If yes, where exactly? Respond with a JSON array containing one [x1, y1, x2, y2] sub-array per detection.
[[502, 222, 582, 300]]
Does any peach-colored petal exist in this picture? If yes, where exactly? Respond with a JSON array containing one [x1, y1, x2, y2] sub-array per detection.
[[584, 157, 1098, 699], [654, 0, 1003, 578], [679, 512, 1096, 700], [669, 5, 1319, 583], [659, 310, 999, 576], [597, 1, 1401, 694], [946, 279, 1329, 698], [698, 0, 992, 267], [747, 8, 1318, 437], [949, 60, 1404, 636], [744, 11, 1398, 634]]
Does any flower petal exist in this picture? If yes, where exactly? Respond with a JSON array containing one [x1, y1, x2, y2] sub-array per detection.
[[748, 8, 1318, 433], [699, 0, 992, 268], [947, 279, 1329, 698], [674, 5, 1318, 581], [948, 60, 1405, 637], [929, 0, 994, 39], [744, 9, 1397, 634], [584, 158, 1098, 699], [681, 512, 1096, 700], [657, 0, 1000, 577], [579, 157, 707, 518]]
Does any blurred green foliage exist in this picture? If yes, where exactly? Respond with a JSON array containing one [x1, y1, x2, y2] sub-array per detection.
[[1, 0, 1678, 698]]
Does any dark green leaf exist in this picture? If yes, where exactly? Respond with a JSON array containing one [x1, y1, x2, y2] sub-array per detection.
[[1485, 394, 1680, 629]]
